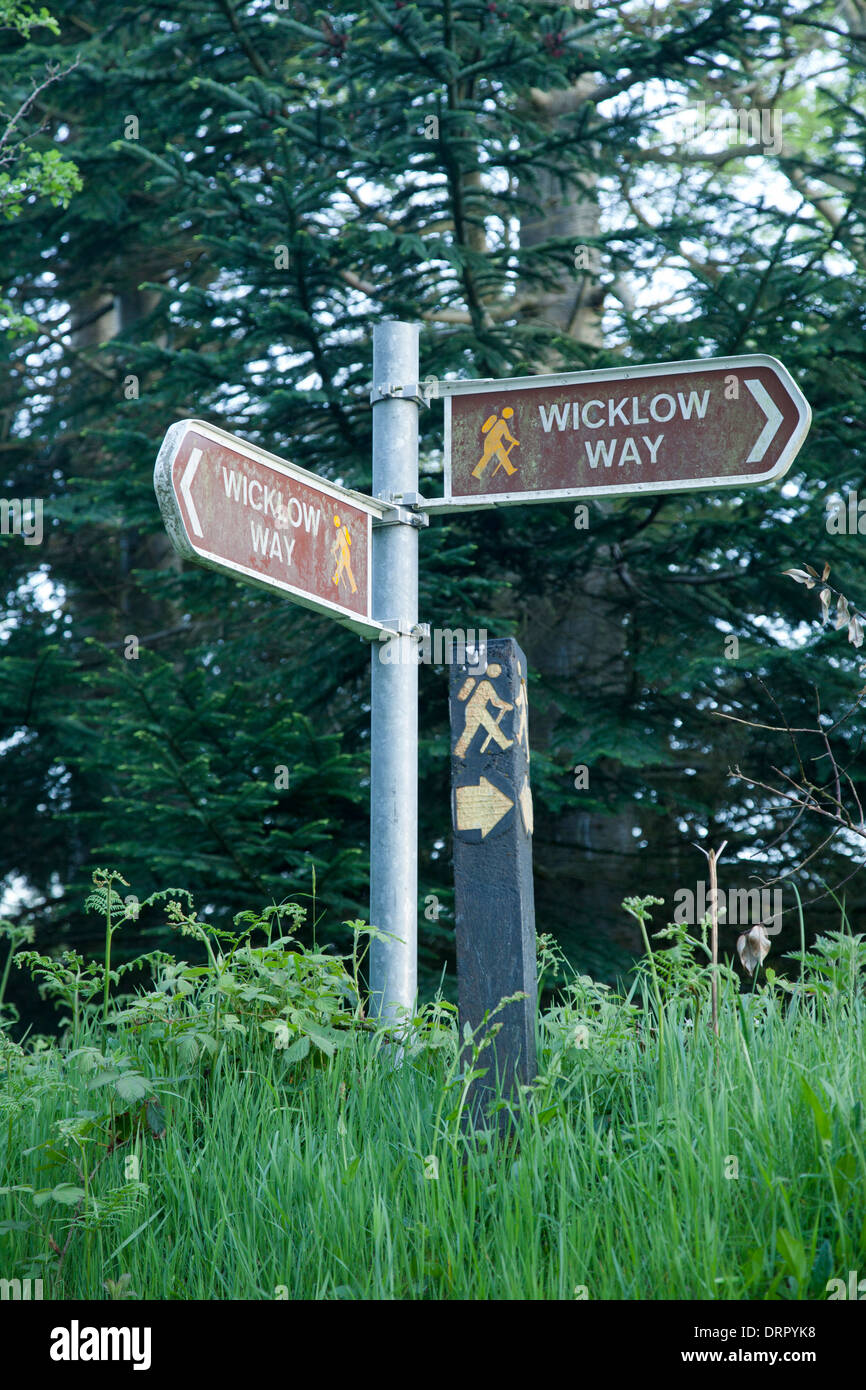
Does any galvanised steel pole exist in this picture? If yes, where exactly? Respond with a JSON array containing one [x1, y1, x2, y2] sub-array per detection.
[[369, 321, 420, 1028]]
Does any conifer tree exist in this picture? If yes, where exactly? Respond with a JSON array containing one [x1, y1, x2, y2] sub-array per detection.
[[1, 1, 865, 1010]]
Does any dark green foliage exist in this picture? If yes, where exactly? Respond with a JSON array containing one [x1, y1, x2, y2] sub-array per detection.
[[1, 1, 866, 1026]]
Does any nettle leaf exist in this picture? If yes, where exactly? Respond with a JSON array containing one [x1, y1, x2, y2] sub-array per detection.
[[85, 1067, 150, 1099], [306, 1027, 336, 1058], [86, 1068, 123, 1089], [259, 1017, 286, 1033], [113, 1072, 150, 1102], [283, 1034, 311, 1065], [220, 1013, 247, 1033], [68, 1047, 108, 1073], [176, 1035, 199, 1065]]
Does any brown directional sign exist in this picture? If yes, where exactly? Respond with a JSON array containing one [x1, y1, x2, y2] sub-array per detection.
[[432, 354, 811, 511], [154, 419, 389, 637], [449, 638, 537, 1131]]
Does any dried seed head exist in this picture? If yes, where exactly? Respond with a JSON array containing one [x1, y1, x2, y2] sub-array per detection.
[[737, 924, 771, 976]]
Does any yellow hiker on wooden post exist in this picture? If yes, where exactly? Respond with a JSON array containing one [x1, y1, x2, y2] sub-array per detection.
[[454, 664, 514, 757]]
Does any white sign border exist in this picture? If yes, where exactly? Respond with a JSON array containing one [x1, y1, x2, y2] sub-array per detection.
[[154, 418, 391, 638], [433, 354, 811, 514]]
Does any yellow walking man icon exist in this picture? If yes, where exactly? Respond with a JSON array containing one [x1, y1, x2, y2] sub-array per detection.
[[472, 406, 519, 480], [454, 664, 514, 758], [331, 514, 358, 594]]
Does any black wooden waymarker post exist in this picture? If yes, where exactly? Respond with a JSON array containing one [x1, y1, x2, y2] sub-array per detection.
[[448, 636, 538, 1129]]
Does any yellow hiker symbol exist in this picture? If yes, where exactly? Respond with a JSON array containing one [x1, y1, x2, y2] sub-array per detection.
[[472, 406, 519, 480], [454, 664, 514, 757], [331, 514, 358, 594]]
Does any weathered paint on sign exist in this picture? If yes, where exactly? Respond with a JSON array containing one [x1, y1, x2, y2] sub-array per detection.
[[154, 418, 389, 636], [435, 354, 811, 511]]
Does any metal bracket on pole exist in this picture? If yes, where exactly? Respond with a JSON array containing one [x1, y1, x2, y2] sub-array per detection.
[[375, 620, 429, 639], [359, 620, 428, 645], [372, 503, 430, 530], [370, 381, 431, 409]]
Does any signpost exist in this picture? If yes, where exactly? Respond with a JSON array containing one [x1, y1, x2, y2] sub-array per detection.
[[426, 354, 811, 512], [155, 332, 813, 1091], [154, 418, 390, 638], [369, 322, 423, 1029], [449, 638, 537, 1128]]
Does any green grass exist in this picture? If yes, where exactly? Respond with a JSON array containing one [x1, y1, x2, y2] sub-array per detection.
[[1, 893, 865, 1300]]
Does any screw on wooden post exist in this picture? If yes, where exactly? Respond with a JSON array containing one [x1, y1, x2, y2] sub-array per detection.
[[448, 637, 537, 1133]]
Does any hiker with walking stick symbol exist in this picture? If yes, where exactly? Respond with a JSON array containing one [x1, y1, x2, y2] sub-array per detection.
[[472, 407, 519, 480], [454, 663, 514, 757]]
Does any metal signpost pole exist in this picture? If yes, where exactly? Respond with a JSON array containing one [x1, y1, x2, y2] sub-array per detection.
[[369, 321, 421, 1029]]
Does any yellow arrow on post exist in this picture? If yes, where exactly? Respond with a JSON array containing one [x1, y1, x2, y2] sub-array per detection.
[[455, 777, 513, 838]]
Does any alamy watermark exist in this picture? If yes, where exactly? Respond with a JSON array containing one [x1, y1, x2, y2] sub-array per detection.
[[671, 101, 784, 156], [378, 627, 488, 668], [826, 1270, 866, 1299], [0, 497, 43, 545], [0, 1276, 43, 1300], [673, 882, 783, 935], [49, 1321, 151, 1370], [826, 492, 866, 534]]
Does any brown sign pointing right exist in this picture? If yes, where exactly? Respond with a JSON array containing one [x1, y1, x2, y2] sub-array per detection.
[[433, 354, 811, 512]]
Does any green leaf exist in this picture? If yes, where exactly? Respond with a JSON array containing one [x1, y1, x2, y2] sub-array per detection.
[[342, 1156, 362, 1184], [33, 1183, 87, 1208], [776, 1229, 808, 1284], [283, 1034, 311, 1065], [146, 1098, 167, 1138], [114, 1072, 150, 1102], [306, 1028, 335, 1058], [800, 1077, 832, 1143]]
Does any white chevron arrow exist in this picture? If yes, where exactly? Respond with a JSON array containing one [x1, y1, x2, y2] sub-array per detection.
[[180, 448, 203, 536], [745, 379, 783, 464]]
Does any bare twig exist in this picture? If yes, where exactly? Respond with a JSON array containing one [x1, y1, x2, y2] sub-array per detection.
[[693, 840, 726, 1039], [0, 57, 81, 156]]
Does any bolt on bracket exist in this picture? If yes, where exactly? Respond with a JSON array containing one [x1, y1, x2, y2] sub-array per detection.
[[373, 501, 430, 529], [369, 381, 430, 408], [371, 620, 430, 638]]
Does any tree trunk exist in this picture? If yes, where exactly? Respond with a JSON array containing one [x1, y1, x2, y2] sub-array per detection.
[[517, 83, 651, 975]]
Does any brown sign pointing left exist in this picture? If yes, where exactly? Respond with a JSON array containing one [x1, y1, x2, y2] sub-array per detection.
[[154, 419, 391, 637]]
